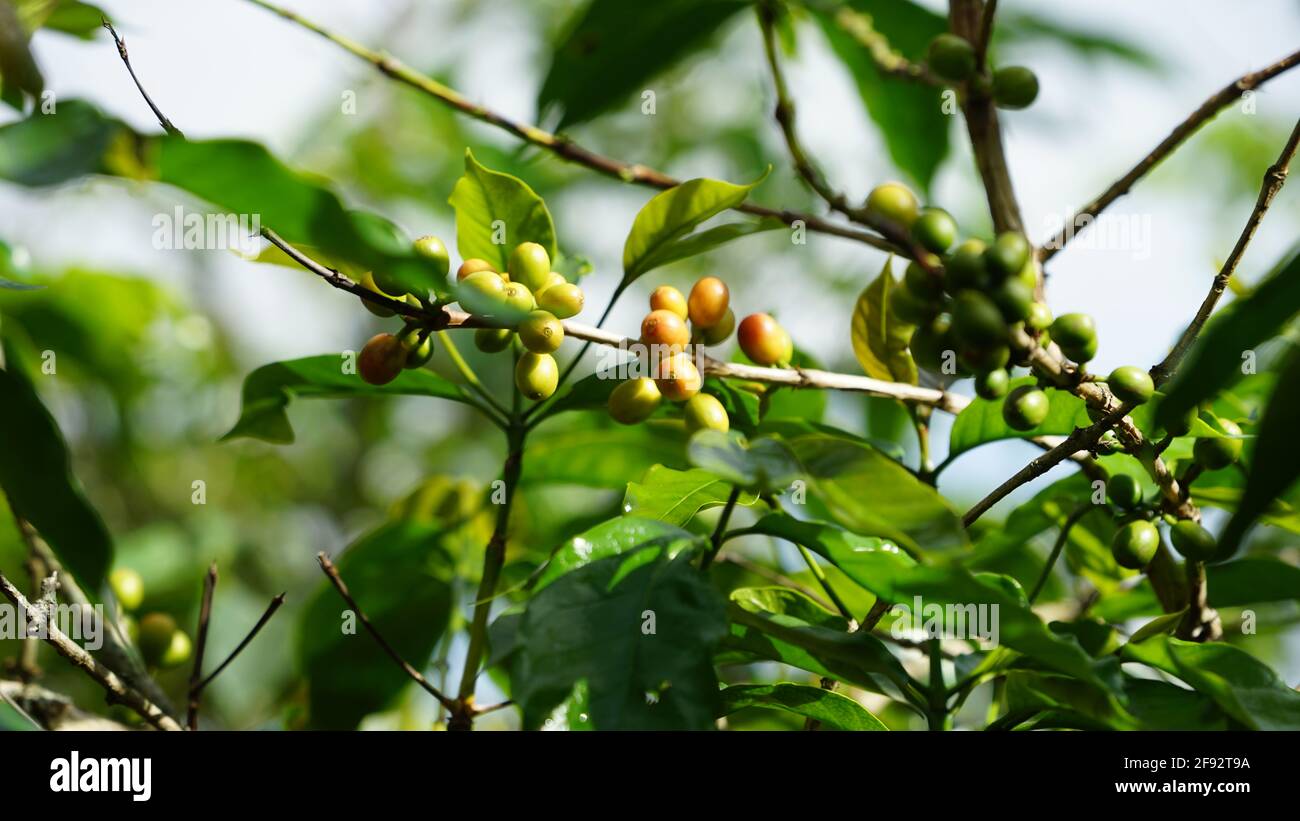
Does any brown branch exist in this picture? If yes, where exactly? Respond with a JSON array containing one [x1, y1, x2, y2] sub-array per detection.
[[193, 593, 286, 693], [186, 562, 218, 730], [315, 552, 456, 711], [1040, 48, 1300, 263], [102, 19, 184, 137], [1151, 116, 1300, 385], [974, 0, 997, 70]]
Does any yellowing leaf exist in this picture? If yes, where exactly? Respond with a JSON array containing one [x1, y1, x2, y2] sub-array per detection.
[[850, 256, 917, 385]]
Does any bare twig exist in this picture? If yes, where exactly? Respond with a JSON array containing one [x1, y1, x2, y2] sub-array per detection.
[[1040, 48, 1300, 263], [102, 19, 184, 137], [974, 0, 997, 69], [186, 562, 218, 730], [193, 593, 287, 693], [316, 552, 456, 711]]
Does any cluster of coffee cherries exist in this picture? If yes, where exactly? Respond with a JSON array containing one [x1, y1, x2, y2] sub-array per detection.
[[606, 276, 793, 433], [926, 33, 1039, 110], [108, 567, 192, 670]]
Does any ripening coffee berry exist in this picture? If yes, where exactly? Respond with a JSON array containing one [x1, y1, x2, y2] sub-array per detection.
[[946, 239, 990, 291], [458, 270, 507, 315], [358, 333, 407, 386], [1193, 419, 1243, 470], [650, 285, 689, 319], [162, 629, 193, 669], [1106, 473, 1143, 509], [1026, 301, 1052, 332], [543, 272, 566, 292], [688, 277, 730, 329], [109, 568, 145, 612], [138, 612, 179, 669], [993, 66, 1040, 109], [609, 377, 662, 424], [985, 232, 1031, 280], [1169, 520, 1217, 561], [927, 33, 976, 82], [1107, 366, 1154, 405], [515, 352, 558, 400], [683, 393, 729, 433], [738, 313, 788, 365], [538, 282, 584, 319], [501, 282, 536, 318], [991, 277, 1035, 323], [508, 242, 552, 293], [865, 182, 920, 229], [1003, 385, 1050, 431], [975, 368, 1010, 400], [912, 208, 958, 254], [413, 235, 451, 279], [518, 310, 564, 353], [359, 271, 399, 317], [1050, 313, 1096, 350], [474, 327, 514, 353], [371, 268, 408, 298], [904, 260, 944, 302], [403, 335, 434, 369], [952, 290, 1008, 348], [1111, 520, 1159, 570], [654, 352, 703, 401], [457, 258, 496, 281], [701, 308, 736, 345], [1059, 336, 1098, 364], [641, 309, 691, 353]]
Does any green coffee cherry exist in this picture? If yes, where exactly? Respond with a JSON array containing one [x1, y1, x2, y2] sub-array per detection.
[[371, 268, 408, 298], [991, 277, 1035, 323], [904, 260, 944, 302], [1169, 520, 1217, 561], [537, 282, 584, 319], [1163, 404, 1199, 437], [515, 352, 558, 400], [508, 242, 552, 293], [945, 239, 990, 291], [993, 66, 1040, 109], [1003, 385, 1049, 431], [161, 629, 193, 669], [911, 208, 958, 254], [683, 393, 730, 433], [518, 310, 564, 354], [974, 368, 1010, 400], [1059, 336, 1098, 364], [403, 335, 434, 369], [137, 612, 179, 668], [1111, 520, 1159, 570], [889, 285, 936, 326], [458, 270, 507, 315], [910, 313, 955, 372], [927, 34, 976, 82], [501, 282, 536, 318], [413, 235, 450, 279], [1050, 312, 1096, 349], [985, 233, 1032, 280], [960, 343, 1010, 375], [1106, 473, 1143, 509], [1107, 366, 1154, 405], [109, 568, 145, 612], [952, 290, 1007, 348], [474, 327, 514, 353], [1096, 430, 1122, 455], [609, 377, 662, 425], [701, 308, 736, 346], [1193, 419, 1243, 469], [865, 182, 920, 229], [360, 272, 398, 317], [1026, 301, 1052, 332]]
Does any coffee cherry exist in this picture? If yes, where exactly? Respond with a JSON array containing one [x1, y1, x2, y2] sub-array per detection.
[[889, 286, 936, 326], [358, 333, 407, 386], [1026, 301, 1052, 332], [501, 281, 536, 318], [538, 282, 584, 319], [359, 272, 400, 317], [927, 34, 976, 83], [912, 208, 958, 254], [1059, 336, 1098, 364], [458, 270, 507, 315], [975, 368, 1010, 400], [608, 377, 662, 424], [650, 285, 688, 319], [1003, 385, 1049, 431], [1193, 419, 1242, 470], [1050, 313, 1096, 350], [701, 308, 736, 345], [993, 66, 1039, 109], [904, 260, 944, 302], [138, 612, 178, 669], [508, 242, 552, 293], [457, 258, 496, 281], [543, 271, 566, 291], [1164, 404, 1199, 437], [985, 232, 1031, 280], [688, 276, 730, 329], [991, 277, 1035, 323], [910, 313, 955, 372], [371, 268, 408, 298], [518, 310, 564, 353], [1107, 366, 1154, 405], [515, 352, 558, 400], [960, 344, 1010, 375], [641, 309, 691, 353], [1111, 520, 1159, 570], [952, 290, 1007, 348], [654, 351, 703, 401], [413, 235, 450, 279], [1106, 473, 1143, 509], [474, 327, 514, 353], [946, 239, 990, 291], [777, 327, 795, 363], [684, 393, 730, 433], [109, 568, 144, 612], [403, 335, 434, 369], [1096, 430, 1122, 455], [1169, 520, 1217, 561], [162, 629, 193, 669], [865, 182, 919, 229], [738, 313, 789, 365]]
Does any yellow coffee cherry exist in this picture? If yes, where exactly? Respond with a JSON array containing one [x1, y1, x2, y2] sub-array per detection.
[[608, 377, 662, 424], [515, 352, 559, 400]]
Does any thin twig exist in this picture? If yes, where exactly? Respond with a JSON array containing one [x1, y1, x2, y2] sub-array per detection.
[[187, 562, 218, 730], [1028, 504, 1091, 604], [974, 0, 997, 70], [193, 593, 286, 694], [102, 19, 184, 137]]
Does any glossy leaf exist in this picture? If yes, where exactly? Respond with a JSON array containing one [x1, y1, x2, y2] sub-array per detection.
[[522, 421, 688, 488], [851, 257, 917, 385], [623, 465, 758, 527], [533, 516, 701, 591], [687, 429, 802, 492], [718, 683, 887, 730], [447, 148, 558, 273]]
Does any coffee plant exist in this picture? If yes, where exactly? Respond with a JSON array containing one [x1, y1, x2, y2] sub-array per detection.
[[1, 0, 1299, 734]]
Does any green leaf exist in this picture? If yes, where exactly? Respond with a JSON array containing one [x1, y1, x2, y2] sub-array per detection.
[[0, 339, 112, 592], [1127, 609, 1187, 644], [0, 0, 43, 107], [996, 12, 1161, 71], [686, 429, 802, 492], [718, 683, 887, 730], [1121, 637, 1300, 730], [1004, 670, 1137, 730], [1157, 248, 1300, 432], [509, 545, 727, 729], [299, 522, 453, 729], [533, 516, 701, 591], [851, 257, 917, 384], [222, 355, 469, 444], [629, 217, 784, 275], [0, 99, 115, 184], [1124, 677, 1229, 730], [537, 0, 750, 129], [810, 1, 950, 191], [621, 175, 766, 287], [623, 465, 759, 527], [522, 420, 688, 488], [447, 148, 558, 273], [0, 695, 36, 730]]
